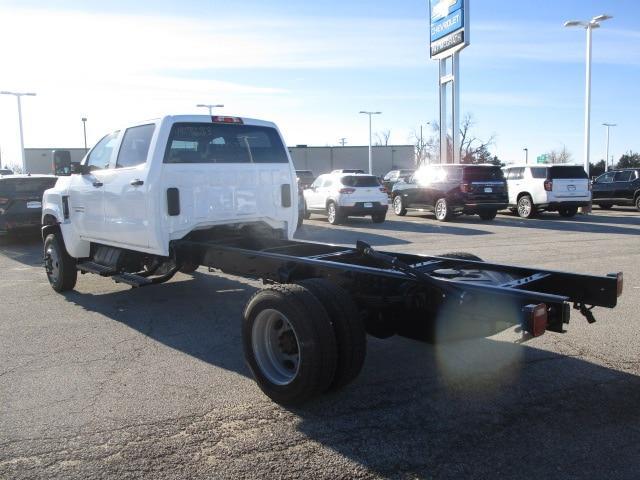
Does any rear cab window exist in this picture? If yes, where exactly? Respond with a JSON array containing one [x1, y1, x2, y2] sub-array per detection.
[[614, 171, 634, 182], [164, 123, 288, 164], [463, 166, 505, 181], [341, 176, 381, 187], [548, 166, 588, 179]]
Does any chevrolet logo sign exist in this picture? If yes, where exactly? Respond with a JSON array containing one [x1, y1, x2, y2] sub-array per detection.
[[431, 0, 458, 21]]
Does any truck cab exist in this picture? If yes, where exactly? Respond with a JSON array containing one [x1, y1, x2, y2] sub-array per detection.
[[42, 115, 298, 261]]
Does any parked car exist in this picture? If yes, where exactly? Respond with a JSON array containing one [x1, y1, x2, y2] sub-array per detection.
[[303, 173, 388, 224], [382, 169, 415, 195], [591, 168, 640, 211], [330, 169, 365, 174], [0, 174, 58, 236], [503, 165, 590, 218], [0, 168, 14, 175], [295, 170, 315, 189], [392, 164, 507, 221]]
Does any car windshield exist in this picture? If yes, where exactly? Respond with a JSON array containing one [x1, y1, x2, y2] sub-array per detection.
[[549, 166, 588, 179], [462, 166, 505, 181], [341, 175, 380, 187], [164, 123, 288, 164], [0, 177, 58, 195]]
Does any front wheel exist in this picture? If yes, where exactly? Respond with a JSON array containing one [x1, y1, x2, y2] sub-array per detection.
[[327, 202, 344, 225], [517, 195, 535, 218], [558, 206, 578, 218], [434, 198, 451, 222], [392, 195, 407, 216], [478, 210, 497, 221], [242, 284, 337, 405], [43, 232, 77, 292]]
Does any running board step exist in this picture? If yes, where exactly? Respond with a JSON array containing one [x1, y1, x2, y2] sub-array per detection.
[[112, 272, 152, 288], [77, 261, 117, 276]]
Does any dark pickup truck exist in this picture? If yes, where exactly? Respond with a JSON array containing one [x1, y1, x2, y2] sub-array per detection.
[[391, 164, 508, 221], [592, 169, 640, 211]]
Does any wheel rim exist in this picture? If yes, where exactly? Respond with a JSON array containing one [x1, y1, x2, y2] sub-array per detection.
[[44, 243, 61, 284], [252, 309, 301, 386], [328, 204, 336, 223], [518, 198, 531, 217], [393, 196, 402, 214], [435, 199, 447, 219]]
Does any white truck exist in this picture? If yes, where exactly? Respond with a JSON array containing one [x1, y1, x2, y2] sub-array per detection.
[[42, 114, 623, 405]]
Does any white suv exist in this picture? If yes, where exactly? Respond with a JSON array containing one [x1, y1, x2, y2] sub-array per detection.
[[303, 173, 388, 224], [503, 165, 591, 218]]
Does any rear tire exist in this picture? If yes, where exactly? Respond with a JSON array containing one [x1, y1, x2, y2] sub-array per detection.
[[297, 279, 366, 391], [434, 198, 451, 222], [635, 196, 640, 212], [478, 210, 498, 221], [371, 213, 386, 223], [517, 195, 535, 218], [303, 200, 311, 219], [327, 201, 344, 225], [392, 195, 407, 216], [242, 284, 337, 405], [558, 206, 578, 218], [43, 232, 77, 292]]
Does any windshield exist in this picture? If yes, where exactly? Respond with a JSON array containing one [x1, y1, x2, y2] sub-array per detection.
[[0, 178, 58, 195], [548, 166, 588, 179], [463, 166, 505, 181], [341, 175, 381, 187], [164, 123, 288, 164]]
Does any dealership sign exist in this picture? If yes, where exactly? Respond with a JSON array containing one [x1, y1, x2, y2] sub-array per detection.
[[429, 0, 469, 59]]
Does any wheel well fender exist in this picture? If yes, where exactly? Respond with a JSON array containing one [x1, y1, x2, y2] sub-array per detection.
[[517, 192, 532, 201], [41, 217, 60, 241], [634, 189, 640, 201]]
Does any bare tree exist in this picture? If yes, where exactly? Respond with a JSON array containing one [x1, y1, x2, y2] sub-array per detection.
[[459, 113, 496, 164], [374, 129, 391, 146], [410, 123, 439, 165], [546, 146, 572, 164]]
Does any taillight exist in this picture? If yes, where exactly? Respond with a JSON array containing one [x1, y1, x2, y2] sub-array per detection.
[[544, 180, 553, 191], [522, 303, 548, 337], [212, 116, 243, 124], [608, 272, 624, 297], [339, 188, 356, 194], [0, 197, 8, 205], [460, 183, 472, 193]]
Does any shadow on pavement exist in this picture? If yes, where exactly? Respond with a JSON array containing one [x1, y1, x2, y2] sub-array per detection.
[[491, 213, 640, 236], [295, 222, 412, 245], [0, 231, 43, 267], [62, 270, 640, 479]]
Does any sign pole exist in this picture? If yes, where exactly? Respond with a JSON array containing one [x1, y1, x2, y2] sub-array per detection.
[[439, 58, 447, 164], [452, 52, 461, 164]]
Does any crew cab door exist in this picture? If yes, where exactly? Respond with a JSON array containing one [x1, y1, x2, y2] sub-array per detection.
[[68, 131, 119, 242], [612, 170, 636, 201], [100, 124, 155, 248], [592, 172, 615, 200]]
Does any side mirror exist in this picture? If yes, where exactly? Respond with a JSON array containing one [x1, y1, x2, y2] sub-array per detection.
[[70, 161, 90, 175]]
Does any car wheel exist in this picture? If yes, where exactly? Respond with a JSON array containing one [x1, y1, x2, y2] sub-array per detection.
[[303, 200, 311, 219], [327, 202, 343, 225], [558, 206, 578, 218], [636, 196, 640, 212], [598, 204, 613, 210], [517, 195, 535, 218], [371, 213, 386, 223], [297, 279, 366, 392], [478, 210, 498, 221], [43, 232, 77, 292], [392, 195, 407, 216], [242, 284, 337, 405], [434, 198, 451, 222]]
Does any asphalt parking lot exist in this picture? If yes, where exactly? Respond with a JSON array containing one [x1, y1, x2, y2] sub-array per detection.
[[1, 208, 639, 479]]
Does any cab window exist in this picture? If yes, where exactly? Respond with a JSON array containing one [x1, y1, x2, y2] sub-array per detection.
[[613, 170, 633, 182], [116, 124, 155, 168], [86, 132, 119, 171], [596, 172, 614, 183]]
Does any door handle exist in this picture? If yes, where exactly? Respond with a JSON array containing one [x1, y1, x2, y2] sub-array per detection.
[[92, 181, 103, 187], [130, 179, 144, 186]]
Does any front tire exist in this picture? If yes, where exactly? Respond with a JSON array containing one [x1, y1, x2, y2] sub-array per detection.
[[434, 198, 451, 222], [43, 232, 77, 292], [242, 284, 337, 405], [517, 195, 535, 218], [392, 195, 407, 216]]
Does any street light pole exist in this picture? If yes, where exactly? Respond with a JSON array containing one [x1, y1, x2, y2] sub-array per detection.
[[602, 123, 616, 171], [81, 117, 88, 151], [564, 14, 612, 177], [1, 91, 37, 172], [359, 111, 381, 174], [196, 104, 224, 115], [523, 147, 528, 164]]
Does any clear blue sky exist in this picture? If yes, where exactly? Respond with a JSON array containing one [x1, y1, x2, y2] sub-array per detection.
[[0, 0, 638, 166]]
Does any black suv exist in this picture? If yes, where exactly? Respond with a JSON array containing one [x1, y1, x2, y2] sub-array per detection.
[[592, 169, 640, 211], [391, 164, 507, 221], [382, 169, 415, 195], [0, 175, 58, 236]]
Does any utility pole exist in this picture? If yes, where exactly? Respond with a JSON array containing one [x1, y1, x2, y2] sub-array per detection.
[[0, 91, 37, 171], [523, 147, 529, 164], [82, 117, 88, 151], [338, 138, 347, 147], [602, 123, 616, 172], [359, 111, 381, 174]]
